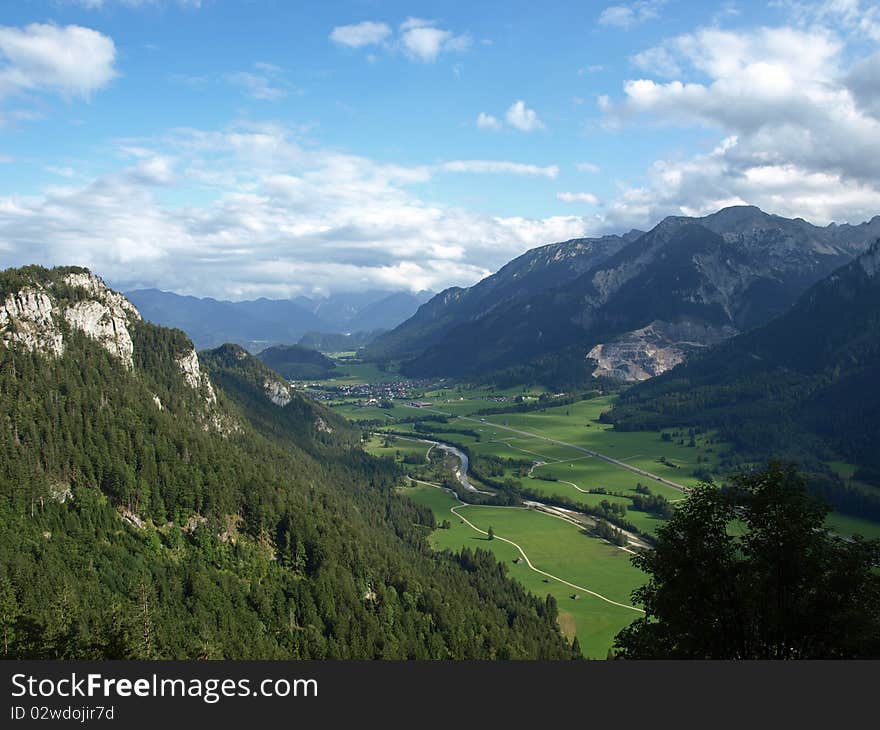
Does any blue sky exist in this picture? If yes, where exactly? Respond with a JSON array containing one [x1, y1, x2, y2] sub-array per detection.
[[1, 0, 879, 298]]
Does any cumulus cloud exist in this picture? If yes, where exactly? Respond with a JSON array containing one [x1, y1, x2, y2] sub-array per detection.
[[598, 1, 666, 29], [0, 23, 117, 99], [504, 100, 545, 132], [476, 101, 546, 133], [125, 156, 175, 185], [329, 21, 391, 49], [0, 122, 583, 298], [399, 18, 471, 62], [557, 192, 600, 204], [476, 112, 502, 130], [330, 18, 470, 63], [596, 23, 880, 229]]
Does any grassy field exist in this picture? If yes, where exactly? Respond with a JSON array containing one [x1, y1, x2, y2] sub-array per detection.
[[825, 512, 880, 540], [329, 402, 400, 422], [402, 481, 643, 658], [340, 384, 880, 659], [313, 359, 400, 386]]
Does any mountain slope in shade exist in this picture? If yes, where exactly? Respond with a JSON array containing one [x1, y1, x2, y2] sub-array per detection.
[[364, 231, 641, 362], [375, 207, 880, 383], [255, 343, 337, 380], [611, 238, 880, 485]]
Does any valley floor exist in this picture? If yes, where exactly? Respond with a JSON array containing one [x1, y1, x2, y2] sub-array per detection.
[[320, 367, 880, 657]]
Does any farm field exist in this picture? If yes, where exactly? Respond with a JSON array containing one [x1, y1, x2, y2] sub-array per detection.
[[354, 393, 880, 540], [344, 385, 880, 660], [402, 481, 643, 658]]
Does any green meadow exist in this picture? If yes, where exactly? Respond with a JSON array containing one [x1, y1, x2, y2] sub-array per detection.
[[401, 481, 643, 658], [342, 386, 880, 658]]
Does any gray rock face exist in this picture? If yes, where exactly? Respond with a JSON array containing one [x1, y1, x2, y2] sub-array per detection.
[[0, 271, 142, 366], [64, 299, 136, 368], [0, 287, 63, 356], [587, 319, 738, 381], [62, 272, 141, 369], [263, 378, 293, 407], [175, 348, 217, 404], [1, 269, 222, 413]]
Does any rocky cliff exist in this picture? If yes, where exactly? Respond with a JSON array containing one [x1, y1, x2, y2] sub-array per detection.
[[0, 266, 218, 407]]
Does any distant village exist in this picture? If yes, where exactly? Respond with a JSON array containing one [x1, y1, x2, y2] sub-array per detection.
[[301, 378, 516, 408], [301, 378, 438, 404]]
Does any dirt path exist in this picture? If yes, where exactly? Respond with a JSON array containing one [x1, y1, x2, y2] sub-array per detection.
[[409, 477, 645, 614]]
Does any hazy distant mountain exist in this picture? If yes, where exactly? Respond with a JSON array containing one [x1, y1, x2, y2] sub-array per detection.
[[126, 288, 433, 351], [293, 290, 433, 333], [298, 330, 384, 353], [370, 206, 880, 384]]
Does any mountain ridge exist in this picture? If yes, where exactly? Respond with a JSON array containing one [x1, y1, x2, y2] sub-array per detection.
[[369, 206, 880, 384]]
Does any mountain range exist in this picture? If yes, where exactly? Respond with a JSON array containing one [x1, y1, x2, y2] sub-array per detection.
[[126, 287, 433, 352], [367, 206, 880, 384]]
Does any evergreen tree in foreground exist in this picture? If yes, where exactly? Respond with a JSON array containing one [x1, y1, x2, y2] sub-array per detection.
[[614, 462, 880, 658]]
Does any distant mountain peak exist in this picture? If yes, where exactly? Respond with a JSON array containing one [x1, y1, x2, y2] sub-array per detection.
[[369, 205, 880, 383]]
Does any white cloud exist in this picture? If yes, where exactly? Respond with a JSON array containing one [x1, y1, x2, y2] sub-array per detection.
[[172, 64, 291, 102], [0, 122, 580, 297], [125, 156, 175, 186], [330, 18, 470, 63], [505, 100, 545, 132], [225, 70, 286, 101], [631, 45, 682, 78], [782, 0, 880, 42], [596, 23, 880, 230], [557, 192, 600, 204], [0, 23, 117, 99], [440, 160, 559, 178], [399, 18, 471, 62], [476, 112, 502, 130], [598, 1, 666, 29], [329, 21, 391, 49], [576, 162, 601, 173]]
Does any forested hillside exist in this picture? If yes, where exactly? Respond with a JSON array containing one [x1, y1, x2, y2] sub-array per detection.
[[0, 266, 575, 660], [256, 343, 337, 380]]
